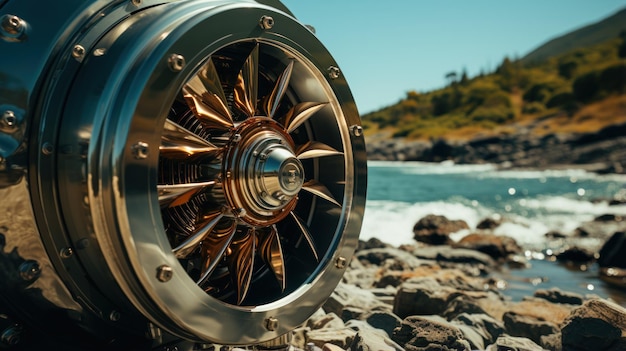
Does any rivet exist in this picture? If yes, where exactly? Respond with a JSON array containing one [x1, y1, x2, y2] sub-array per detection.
[[328, 66, 341, 79], [0, 325, 22, 346], [109, 310, 121, 322], [168, 54, 185, 72], [259, 15, 274, 30], [131, 0, 142, 6], [132, 141, 150, 159], [265, 317, 278, 331], [156, 265, 173, 282], [0, 14, 25, 37], [350, 125, 363, 137], [60, 247, 74, 258], [335, 256, 347, 269], [19, 260, 41, 281], [232, 134, 242, 143], [233, 208, 246, 217], [72, 45, 86, 61], [42, 142, 54, 155]]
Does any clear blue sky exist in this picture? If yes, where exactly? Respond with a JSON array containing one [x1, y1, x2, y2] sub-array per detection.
[[280, 1, 626, 114]]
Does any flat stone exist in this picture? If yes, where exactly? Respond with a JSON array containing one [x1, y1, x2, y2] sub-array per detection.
[[392, 315, 472, 351], [502, 311, 559, 346], [485, 335, 546, 351]]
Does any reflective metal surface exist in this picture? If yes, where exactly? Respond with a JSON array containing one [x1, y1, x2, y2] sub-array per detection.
[[0, 0, 366, 349]]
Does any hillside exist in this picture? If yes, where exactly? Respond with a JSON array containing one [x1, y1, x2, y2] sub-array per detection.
[[522, 7, 626, 64]]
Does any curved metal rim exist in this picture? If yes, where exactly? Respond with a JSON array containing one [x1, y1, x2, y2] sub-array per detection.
[[81, 3, 365, 344]]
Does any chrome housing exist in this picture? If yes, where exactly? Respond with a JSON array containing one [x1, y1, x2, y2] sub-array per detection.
[[0, 0, 366, 349]]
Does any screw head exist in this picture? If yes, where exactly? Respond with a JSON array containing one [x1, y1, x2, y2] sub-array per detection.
[[72, 45, 86, 61], [109, 310, 121, 322], [1, 110, 18, 133], [19, 260, 41, 281], [132, 141, 150, 159], [0, 15, 24, 37], [60, 247, 74, 258], [335, 256, 347, 269], [265, 317, 278, 331], [350, 125, 363, 137], [328, 66, 341, 79], [131, 0, 142, 6], [42, 142, 54, 155], [156, 265, 173, 282], [168, 54, 186, 72], [259, 15, 274, 30]]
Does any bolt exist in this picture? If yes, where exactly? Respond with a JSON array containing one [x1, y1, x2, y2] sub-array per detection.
[[335, 256, 347, 269], [19, 260, 41, 281], [327, 66, 341, 79], [60, 247, 74, 258], [156, 265, 173, 282], [131, 0, 142, 6], [0, 110, 17, 133], [265, 317, 278, 331], [168, 54, 185, 72], [109, 310, 121, 322], [42, 142, 54, 155], [1, 15, 24, 36], [259, 15, 274, 30], [0, 325, 21, 346], [350, 125, 363, 137], [233, 208, 246, 218], [72, 45, 86, 61], [132, 141, 150, 159]]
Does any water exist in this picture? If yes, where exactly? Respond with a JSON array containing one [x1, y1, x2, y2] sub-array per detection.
[[362, 161, 626, 303]]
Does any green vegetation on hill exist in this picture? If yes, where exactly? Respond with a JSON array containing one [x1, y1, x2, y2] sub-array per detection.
[[362, 21, 626, 142]]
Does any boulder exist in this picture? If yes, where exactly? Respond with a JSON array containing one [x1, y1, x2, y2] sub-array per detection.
[[502, 311, 559, 346], [412, 245, 495, 268], [361, 311, 403, 338], [485, 335, 546, 351], [598, 231, 626, 268], [476, 215, 503, 230], [454, 233, 522, 259], [392, 277, 461, 318], [452, 313, 505, 348], [555, 246, 596, 263], [306, 328, 356, 350], [533, 288, 583, 305], [357, 247, 425, 269], [413, 215, 469, 245], [392, 315, 472, 351], [561, 299, 626, 351], [323, 283, 391, 318]]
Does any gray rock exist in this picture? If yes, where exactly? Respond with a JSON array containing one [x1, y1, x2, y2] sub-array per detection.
[[357, 247, 426, 269], [393, 277, 461, 318], [361, 311, 403, 337], [306, 328, 356, 350], [412, 245, 495, 267], [561, 299, 626, 351], [452, 313, 505, 347], [324, 282, 391, 318], [413, 215, 469, 245], [392, 315, 471, 351], [485, 335, 547, 351], [345, 320, 404, 351], [533, 288, 583, 305], [442, 296, 488, 319], [502, 312, 558, 346]]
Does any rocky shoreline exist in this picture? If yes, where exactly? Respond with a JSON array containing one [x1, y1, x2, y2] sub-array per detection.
[[366, 123, 626, 174], [279, 212, 626, 351]]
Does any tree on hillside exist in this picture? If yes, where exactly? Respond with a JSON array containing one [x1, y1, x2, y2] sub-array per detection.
[[445, 71, 458, 86]]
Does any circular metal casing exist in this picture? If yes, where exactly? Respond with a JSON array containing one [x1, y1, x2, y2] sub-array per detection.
[[0, 0, 366, 349]]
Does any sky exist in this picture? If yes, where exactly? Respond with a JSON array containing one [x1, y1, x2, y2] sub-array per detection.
[[280, 1, 626, 114]]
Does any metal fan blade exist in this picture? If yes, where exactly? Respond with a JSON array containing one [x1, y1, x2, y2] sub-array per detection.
[[163, 119, 216, 148], [227, 228, 256, 305], [197, 219, 237, 285], [233, 44, 259, 118], [158, 181, 216, 208], [301, 180, 341, 207], [258, 225, 285, 291], [264, 60, 294, 118], [296, 141, 343, 160], [289, 211, 319, 262], [183, 91, 234, 130], [284, 101, 327, 133], [173, 211, 224, 258]]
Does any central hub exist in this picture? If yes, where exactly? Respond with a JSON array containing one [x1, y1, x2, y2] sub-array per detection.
[[222, 117, 303, 226]]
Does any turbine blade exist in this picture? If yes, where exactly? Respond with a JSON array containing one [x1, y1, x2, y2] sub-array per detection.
[[163, 118, 216, 149], [172, 211, 224, 258], [158, 181, 216, 208], [233, 44, 259, 118], [228, 228, 256, 305], [289, 211, 319, 262], [284, 101, 328, 133], [296, 141, 343, 160], [265, 60, 294, 118], [197, 220, 237, 285], [258, 225, 286, 291], [183, 90, 234, 130], [301, 180, 341, 207]]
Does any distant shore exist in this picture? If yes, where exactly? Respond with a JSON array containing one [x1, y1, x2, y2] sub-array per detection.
[[366, 122, 626, 175]]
